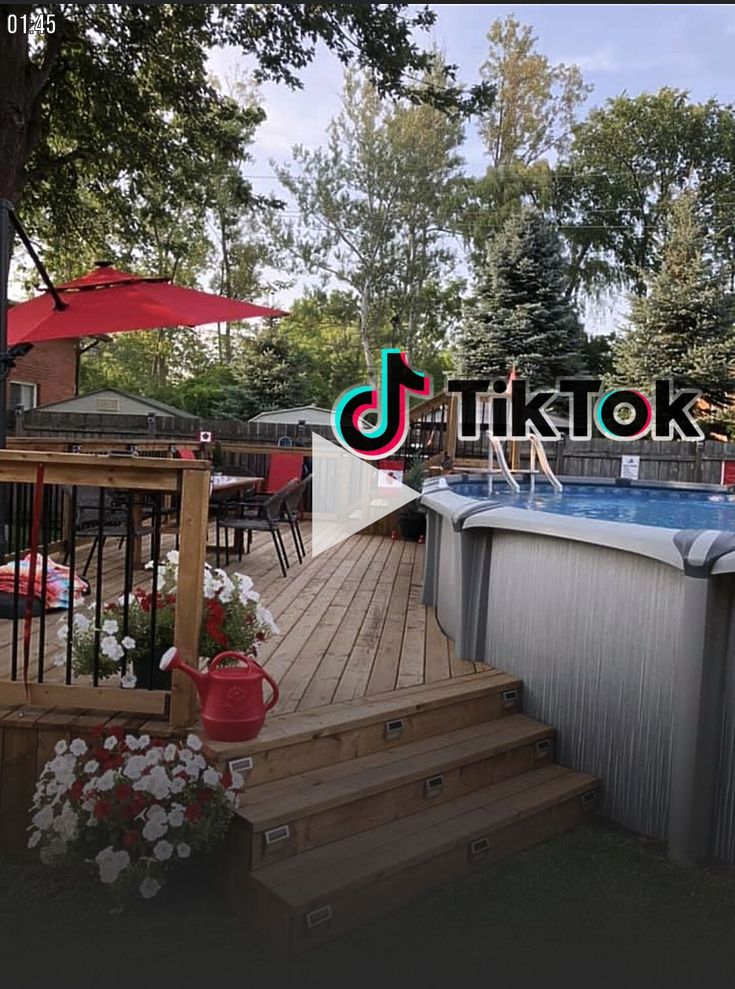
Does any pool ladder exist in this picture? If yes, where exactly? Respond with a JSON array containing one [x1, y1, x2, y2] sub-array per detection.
[[487, 436, 563, 494]]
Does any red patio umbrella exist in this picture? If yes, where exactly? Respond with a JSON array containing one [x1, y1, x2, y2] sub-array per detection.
[[8, 262, 287, 345]]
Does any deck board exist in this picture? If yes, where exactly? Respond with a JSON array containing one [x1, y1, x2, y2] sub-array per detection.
[[0, 524, 489, 714]]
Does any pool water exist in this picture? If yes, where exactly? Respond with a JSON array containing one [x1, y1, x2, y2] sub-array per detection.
[[452, 481, 735, 532]]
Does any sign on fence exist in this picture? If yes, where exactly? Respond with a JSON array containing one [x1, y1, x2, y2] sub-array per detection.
[[620, 455, 640, 480]]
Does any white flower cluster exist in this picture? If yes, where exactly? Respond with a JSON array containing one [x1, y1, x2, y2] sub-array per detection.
[[28, 729, 243, 900]]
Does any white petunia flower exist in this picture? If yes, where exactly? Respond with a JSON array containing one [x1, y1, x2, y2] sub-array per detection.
[[73, 612, 91, 632], [103, 736, 117, 751], [230, 772, 245, 791], [56, 625, 69, 643], [52, 654, 66, 667], [167, 808, 184, 828], [186, 734, 203, 752], [121, 636, 136, 650], [256, 603, 279, 635], [102, 619, 119, 635], [140, 877, 162, 899], [163, 744, 177, 762], [95, 769, 116, 792], [202, 767, 220, 788], [137, 735, 151, 750], [122, 755, 147, 780], [27, 830, 42, 849], [83, 759, 99, 775], [120, 672, 137, 689], [32, 806, 54, 831], [166, 550, 180, 566], [170, 776, 186, 794], [142, 818, 168, 842], [95, 847, 130, 885], [70, 738, 87, 757], [176, 842, 191, 859], [153, 839, 174, 862], [54, 740, 68, 756], [100, 636, 124, 662]]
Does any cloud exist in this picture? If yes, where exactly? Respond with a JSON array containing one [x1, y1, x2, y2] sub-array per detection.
[[559, 46, 620, 73]]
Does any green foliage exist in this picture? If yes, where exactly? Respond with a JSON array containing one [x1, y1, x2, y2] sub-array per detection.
[[459, 206, 584, 384], [270, 67, 466, 379], [581, 333, 618, 378], [278, 291, 364, 407], [214, 326, 311, 420], [611, 193, 735, 406], [557, 88, 735, 295], [479, 15, 591, 169]]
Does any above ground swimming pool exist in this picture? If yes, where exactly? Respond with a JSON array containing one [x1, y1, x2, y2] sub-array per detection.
[[448, 478, 735, 532], [420, 474, 735, 868]]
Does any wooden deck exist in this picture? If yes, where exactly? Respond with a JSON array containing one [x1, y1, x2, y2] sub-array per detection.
[[0, 524, 484, 710]]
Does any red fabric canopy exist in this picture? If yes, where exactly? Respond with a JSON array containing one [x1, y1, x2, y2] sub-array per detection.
[[9, 265, 287, 345]]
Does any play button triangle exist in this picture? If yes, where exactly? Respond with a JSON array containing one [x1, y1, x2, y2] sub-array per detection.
[[311, 434, 419, 556]]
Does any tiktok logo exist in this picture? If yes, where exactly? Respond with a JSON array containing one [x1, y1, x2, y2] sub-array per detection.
[[332, 348, 432, 460]]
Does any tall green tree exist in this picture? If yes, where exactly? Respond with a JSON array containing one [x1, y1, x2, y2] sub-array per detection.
[[278, 291, 365, 408], [459, 206, 583, 384], [456, 15, 589, 268], [479, 15, 590, 169], [557, 89, 735, 296], [611, 193, 735, 406], [1, 4, 474, 208], [214, 327, 311, 420], [271, 67, 465, 379]]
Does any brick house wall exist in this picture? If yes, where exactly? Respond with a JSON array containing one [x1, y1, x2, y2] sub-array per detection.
[[7, 339, 77, 407]]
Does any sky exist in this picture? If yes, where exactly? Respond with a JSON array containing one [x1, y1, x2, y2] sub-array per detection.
[[211, 4, 735, 330]]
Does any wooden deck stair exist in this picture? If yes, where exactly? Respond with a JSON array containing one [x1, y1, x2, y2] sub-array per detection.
[[212, 670, 599, 951]]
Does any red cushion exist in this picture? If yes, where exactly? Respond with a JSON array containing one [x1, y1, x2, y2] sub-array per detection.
[[267, 453, 304, 491]]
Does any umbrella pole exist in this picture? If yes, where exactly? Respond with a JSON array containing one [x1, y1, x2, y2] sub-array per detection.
[[0, 199, 10, 452]]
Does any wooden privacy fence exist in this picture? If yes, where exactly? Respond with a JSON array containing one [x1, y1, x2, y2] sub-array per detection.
[[0, 450, 211, 728], [408, 392, 735, 485]]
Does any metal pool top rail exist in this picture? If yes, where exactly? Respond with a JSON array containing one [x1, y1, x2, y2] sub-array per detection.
[[421, 473, 735, 577]]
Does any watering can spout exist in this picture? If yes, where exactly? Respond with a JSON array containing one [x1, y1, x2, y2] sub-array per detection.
[[159, 647, 209, 701]]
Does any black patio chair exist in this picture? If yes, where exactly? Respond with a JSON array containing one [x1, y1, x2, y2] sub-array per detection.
[[215, 482, 292, 577], [282, 474, 311, 563], [64, 486, 151, 578]]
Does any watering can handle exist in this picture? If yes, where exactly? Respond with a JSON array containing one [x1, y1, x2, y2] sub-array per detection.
[[209, 652, 279, 712]]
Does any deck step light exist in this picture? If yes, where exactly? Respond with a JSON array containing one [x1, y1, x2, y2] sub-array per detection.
[[424, 774, 445, 798], [228, 756, 254, 782], [264, 824, 291, 847], [384, 718, 405, 740], [535, 739, 552, 758], [580, 790, 598, 809], [468, 837, 491, 862], [502, 688, 519, 709], [305, 905, 333, 934]]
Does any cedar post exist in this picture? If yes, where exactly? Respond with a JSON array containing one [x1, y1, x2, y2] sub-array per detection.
[[445, 392, 458, 463], [170, 466, 211, 727]]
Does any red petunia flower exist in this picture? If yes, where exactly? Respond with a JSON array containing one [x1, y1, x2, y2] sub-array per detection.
[[69, 780, 85, 802], [114, 783, 133, 803], [93, 799, 111, 821], [184, 803, 203, 823], [122, 830, 139, 848]]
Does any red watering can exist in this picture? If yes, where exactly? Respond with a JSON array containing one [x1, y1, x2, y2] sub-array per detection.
[[160, 648, 279, 742]]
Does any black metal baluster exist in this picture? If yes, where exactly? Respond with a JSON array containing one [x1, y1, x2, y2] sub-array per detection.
[[121, 490, 135, 678], [10, 484, 20, 680], [36, 486, 51, 683], [92, 487, 105, 687], [65, 486, 77, 685], [147, 492, 162, 690]]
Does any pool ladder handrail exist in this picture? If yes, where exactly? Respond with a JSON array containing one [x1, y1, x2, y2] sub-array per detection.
[[488, 437, 521, 494], [528, 434, 563, 493]]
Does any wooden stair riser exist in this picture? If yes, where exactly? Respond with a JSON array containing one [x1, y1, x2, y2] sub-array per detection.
[[248, 733, 554, 869], [214, 686, 522, 787], [249, 788, 597, 952]]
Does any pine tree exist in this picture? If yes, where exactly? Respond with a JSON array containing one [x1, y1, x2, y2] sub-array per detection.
[[612, 192, 735, 406], [459, 206, 583, 384], [214, 327, 311, 421]]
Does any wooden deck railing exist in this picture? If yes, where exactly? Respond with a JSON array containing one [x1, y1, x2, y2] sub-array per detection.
[[0, 450, 211, 728]]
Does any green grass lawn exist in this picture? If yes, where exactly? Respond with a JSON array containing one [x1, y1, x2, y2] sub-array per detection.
[[2, 820, 734, 989]]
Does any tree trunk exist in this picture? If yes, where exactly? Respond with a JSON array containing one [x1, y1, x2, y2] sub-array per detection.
[[359, 285, 374, 382], [0, 7, 34, 203]]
